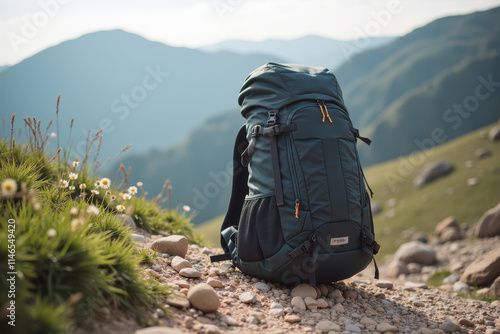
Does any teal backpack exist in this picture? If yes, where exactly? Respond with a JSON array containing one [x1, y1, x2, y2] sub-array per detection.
[[211, 63, 380, 285]]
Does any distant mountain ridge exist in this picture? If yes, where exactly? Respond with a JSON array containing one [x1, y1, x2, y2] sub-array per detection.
[[116, 7, 500, 225], [200, 35, 396, 69], [0, 29, 284, 160]]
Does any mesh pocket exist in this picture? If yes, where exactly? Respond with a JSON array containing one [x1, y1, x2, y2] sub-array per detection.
[[237, 196, 285, 262]]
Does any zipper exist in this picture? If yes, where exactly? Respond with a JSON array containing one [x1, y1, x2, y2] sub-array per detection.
[[317, 100, 332, 123]]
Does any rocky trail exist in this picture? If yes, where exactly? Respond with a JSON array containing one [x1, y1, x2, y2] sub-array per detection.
[[82, 225, 500, 334]]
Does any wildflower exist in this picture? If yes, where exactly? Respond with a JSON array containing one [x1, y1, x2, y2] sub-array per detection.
[[136, 181, 143, 187], [94, 180, 101, 188], [47, 228, 57, 238], [87, 205, 99, 215], [183, 205, 191, 212], [123, 193, 132, 200], [69, 172, 78, 181], [69, 207, 79, 215], [50, 132, 57, 138], [69, 186, 75, 191], [91, 189, 99, 195], [116, 204, 125, 213], [1, 178, 18, 197], [110, 195, 116, 201], [72, 161, 79, 167], [79, 183, 87, 190], [106, 190, 111, 195], [71, 218, 85, 231], [100, 178, 111, 189], [59, 179, 69, 188], [128, 186, 138, 195]]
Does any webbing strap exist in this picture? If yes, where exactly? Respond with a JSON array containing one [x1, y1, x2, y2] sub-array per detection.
[[269, 134, 284, 206], [362, 234, 381, 279]]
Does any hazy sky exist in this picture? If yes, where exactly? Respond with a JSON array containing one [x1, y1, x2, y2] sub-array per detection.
[[1, 0, 500, 66]]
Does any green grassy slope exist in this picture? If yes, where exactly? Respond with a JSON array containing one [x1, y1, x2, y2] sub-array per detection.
[[196, 123, 500, 257]]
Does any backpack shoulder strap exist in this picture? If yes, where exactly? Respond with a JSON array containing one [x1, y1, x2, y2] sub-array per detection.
[[210, 125, 249, 262]]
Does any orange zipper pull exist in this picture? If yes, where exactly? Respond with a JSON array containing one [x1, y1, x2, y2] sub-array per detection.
[[295, 199, 300, 218], [317, 100, 326, 122], [323, 101, 332, 123]]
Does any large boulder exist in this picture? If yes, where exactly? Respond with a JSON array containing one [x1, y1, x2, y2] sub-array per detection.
[[475, 203, 500, 238], [489, 276, 500, 298], [435, 217, 462, 243], [150, 235, 189, 258], [489, 126, 500, 141], [413, 161, 455, 189], [460, 248, 500, 286], [394, 241, 437, 265]]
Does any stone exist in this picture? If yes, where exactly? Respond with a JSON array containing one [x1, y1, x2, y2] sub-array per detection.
[[394, 241, 437, 265], [304, 297, 318, 310], [239, 292, 257, 304], [439, 318, 461, 333], [343, 289, 358, 299], [290, 283, 318, 299], [255, 282, 270, 291], [150, 235, 188, 258], [489, 126, 500, 141], [345, 324, 362, 332], [453, 281, 470, 292], [316, 320, 341, 333], [475, 203, 500, 238], [460, 248, 500, 285], [166, 292, 190, 309], [414, 160, 455, 189], [246, 316, 258, 325], [179, 267, 201, 278], [377, 322, 398, 333], [491, 300, 500, 307], [201, 247, 212, 255], [475, 147, 492, 159], [119, 214, 136, 230], [171, 256, 192, 272], [435, 216, 458, 237], [284, 314, 301, 323], [220, 314, 238, 326], [458, 318, 474, 327], [386, 260, 409, 278], [361, 317, 377, 327], [269, 308, 284, 317], [332, 303, 345, 313], [318, 284, 328, 296], [316, 298, 328, 308], [327, 289, 343, 299], [134, 327, 184, 334], [206, 279, 224, 288], [376, 280, 394, 289], [371, 202, 383, 215], [465, 160, 475, 168], [173, 280, 190, 288], [489, 276, 500, 298], [187, 283, 220, 313], [131, 233, 145, 242], [291, 296, 306, 311], [270, 302, 283, 309], [204, 325, 220, 334], [467, 178, 478, 187], [440, 227, 461, 243]]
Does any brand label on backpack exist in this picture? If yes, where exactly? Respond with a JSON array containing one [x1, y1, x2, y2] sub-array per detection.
[[330, 236, 349, 246]]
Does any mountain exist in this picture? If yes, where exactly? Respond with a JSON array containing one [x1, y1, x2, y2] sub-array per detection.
[[118, 109, 243, 224], [336, 7, 500, 130], [199, 35, 396, 69], [0, 30, 283, 160], [116, 7, 500, 225], [196, 121, 500, 257]]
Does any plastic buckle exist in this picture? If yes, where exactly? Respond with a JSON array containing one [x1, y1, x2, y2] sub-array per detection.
[[251, 125, 261, 137], [267, 110, 279, 126]]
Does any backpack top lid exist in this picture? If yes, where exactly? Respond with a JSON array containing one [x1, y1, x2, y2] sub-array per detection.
[[238, 62, 345, 117]]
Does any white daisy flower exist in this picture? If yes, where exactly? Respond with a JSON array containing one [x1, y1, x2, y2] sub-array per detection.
[[69, 172, 78, 180], [69, 186, 75, 191], [100, 178, 111, 189], [94, 180, 101, 188], [69, 207, 79, 215], [1, 178, 17, 197], [136, 181, 143, 187], [128, 186, 138, 195], [87, 205, 99, 215], [47, 228, 57, 238], [91, 189, 99, 195], [116, 205, 125, 213], [72, 161, 79, 167], [79, 183, 87, 190], [110, 195, 117, 201], [122, 193, 132, 201], [183, 205, 191, 212], [50, 132, 57, 138], [59, 179, 69, 188]]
